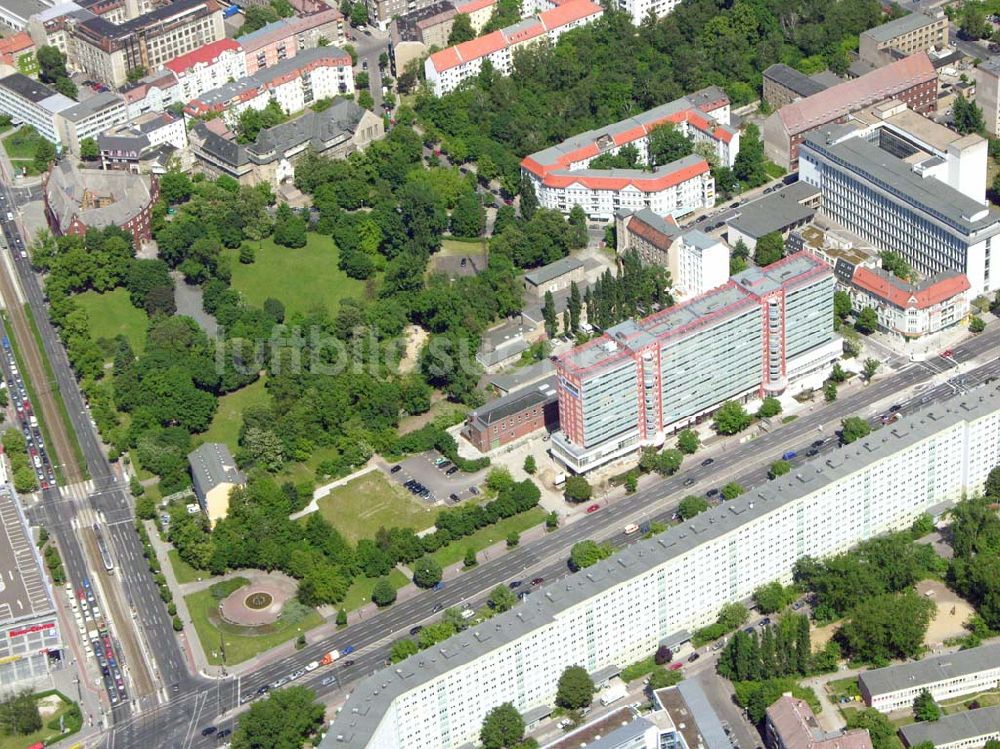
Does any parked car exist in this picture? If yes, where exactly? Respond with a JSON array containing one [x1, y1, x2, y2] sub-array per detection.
[[684, 478, 695, 486], [409, 625, 423, 635], [446, 466, 459, 475], [433, 581, 445, 591], [390, 465, 402, 473], [531, 577, 544, 586], [586, 504, 600, 513], [508, 580, 522, 589], [687, 653, 700, 663]]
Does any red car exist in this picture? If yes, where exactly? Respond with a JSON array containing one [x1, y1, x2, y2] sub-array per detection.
[[668, 661, 684, 670], [941, 349, 953, 358], [586, 504, 600, 514], [531, 577, 544, 586]]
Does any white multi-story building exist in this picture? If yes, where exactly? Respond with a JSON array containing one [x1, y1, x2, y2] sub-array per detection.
[[0, 72, 75, 147], [55, 90, 130, 155], [98, 111, 187, 172], [424, 0, 603, 96], [522, 87, 737, 220], [613, 0, 684, 25], [800, 117, 1000, 297], [121, 70, 184, 119], [164, 38, 247, 102], [859, 643, 1000, 713], [324, 387, 1000, 749]]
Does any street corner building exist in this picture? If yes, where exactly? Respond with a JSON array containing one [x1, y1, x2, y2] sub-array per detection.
[[43, 159, 159, 248], [550, 251, 839, 474]]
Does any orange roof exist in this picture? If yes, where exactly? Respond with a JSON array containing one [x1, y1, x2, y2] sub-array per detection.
[[0, 32, 34, 56], [538, 0, 601, 29], [779, 52, 935, 136], [429, 29, 507, 71], [545, 159, 709, 192], [454, 0, 496, 13], [851, 266, 969, 310], [626, 212, 679, 250], [165, 38, 242, 74]]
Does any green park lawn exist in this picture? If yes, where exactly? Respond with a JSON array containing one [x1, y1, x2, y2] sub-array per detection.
[[169, 548, 213, 585], [341, 569, 409, 612], [439, 237, 487, 256], [315, 471, 436, 543], [2, 126, 42, 159], [0, 690, 81, 749], [431, 507, 547, 567], [199, 376, 269, 454], [76, 288, 148, 356], [185, 577, 323, 666], [227, 234, 367, 318]]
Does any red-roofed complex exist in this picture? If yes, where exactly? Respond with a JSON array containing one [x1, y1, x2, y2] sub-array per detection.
[[424, 0, 602, 95], [842, 262, 970, 338], [767, 695, 874, 749], [521, 87, 737, 219], [551, 251, 840, 473], [0, 32, 36, 69], [164, 38, 247, 101], [763, 52, 937, 169]]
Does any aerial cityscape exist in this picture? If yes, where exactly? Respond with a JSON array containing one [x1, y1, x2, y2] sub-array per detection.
[[0, 0, 999, 747]]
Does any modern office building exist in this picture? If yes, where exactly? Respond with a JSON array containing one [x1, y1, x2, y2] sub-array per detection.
[[164, 38, 246, 102], [184, 46, 354, 123], [766, 695, 873, 749], [0, 72, 74, 146], [859, 12, 948, 68], [975, 57, 1000, 137], [0, 485, 63, 689], [763, 52, 937, 170], [523, 87, 737, 215], [462, 376, 559, 453], [44, 160, 159, 247], [188, 442, 245, 526], [324, 387, 1000, 749], [98, 110, 187, 172], [899, 706, 1000, 749], [55, 90, 129, 155], [858, 643, 1000, 713], [188, 98, 383, 188], [424, 0, 603, 96], [800, 119, 1000, 296], [69, 0, 225, 88], [836, 260, 970, 339], [550, 251, 838, 473], [615, 209, 728, 298]]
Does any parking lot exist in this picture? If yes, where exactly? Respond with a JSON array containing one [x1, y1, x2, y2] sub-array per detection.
[[384, 451, 487, 504]]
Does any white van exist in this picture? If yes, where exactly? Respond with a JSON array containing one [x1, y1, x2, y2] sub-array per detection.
[[624, 523, 639, 535]]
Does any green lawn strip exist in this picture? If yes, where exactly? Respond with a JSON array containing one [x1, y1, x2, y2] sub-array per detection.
[[198, 376, 269, 454], [76, 288, 148, 356], [226, 234, 369, 318], [314, 471, 436, 544], [168, 548, 214, 585], [184, 577, 322, 665], [439, 237, 487, 256], [2, 127, 42, 160], [280, 444, 340, 486], [8, 159, 40, 177], [431, 507, 547, 568], [128, 447, 155, 481], [0, 689, 82, 749], [341, 569, 409, 612], [21, 304, 88, 481]]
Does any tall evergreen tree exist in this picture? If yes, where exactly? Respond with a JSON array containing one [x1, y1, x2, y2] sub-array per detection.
[[760, 624, 778, 677], [519, 174, 538, 221], [542, 291, 557, 338], [568, 281, 581, 332], [795, 613, 811, 674]]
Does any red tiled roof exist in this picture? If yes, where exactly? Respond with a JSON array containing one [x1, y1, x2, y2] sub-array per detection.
[[429, 30, 507, 71], [851, 267, 969, 310], [165, 38, 242, 74], [0, 32, 34, 56], [545, 159, 708, 192], [626, 212, 679, 250], [504, 20, 545, 44], [779, 52, 936, 136], [538, 0, 601, 29]]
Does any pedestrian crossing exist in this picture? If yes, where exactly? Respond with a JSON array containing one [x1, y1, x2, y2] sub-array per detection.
[[59, 480, 97, 502]]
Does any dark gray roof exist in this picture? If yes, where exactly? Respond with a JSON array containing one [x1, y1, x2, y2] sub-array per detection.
[[187, 442, 245, 492], [764, 64, 828, 98], [469, 376, 557, 427], [45, 161, 154, 232], [862, 11, 940, 43], [899, 706, 1000, 747], [802, 128, 1000, 235], [523, 256, 584, 286], [324, 387, 1000, 749], [390, 0, 455, 42], [674, 681, 731, 749], [0, 0, 48, 22], [0, 72, 59, 104], [858, 643, 1000, 697], [726, 181, 819, 239], [58, 91, 125, 122], [77, 0, 211, 40], [488, 359, 555, 394]]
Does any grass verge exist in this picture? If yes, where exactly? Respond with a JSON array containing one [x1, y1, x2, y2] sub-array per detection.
[[168, 548, 214, 585], [341, 569, 409, 612], [431, 507, 547, 568], [0, 689, 82, 749]]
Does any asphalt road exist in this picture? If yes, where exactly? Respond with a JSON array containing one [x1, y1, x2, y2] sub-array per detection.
[[104, 323, 1000, 748]]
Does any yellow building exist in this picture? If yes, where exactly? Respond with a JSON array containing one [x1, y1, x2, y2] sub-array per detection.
[[188, 442, 245, 526]]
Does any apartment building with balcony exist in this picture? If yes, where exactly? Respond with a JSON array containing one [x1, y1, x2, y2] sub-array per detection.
[[799, 118, 1000, 296], [424, 0, 603, 96], [323, 387, 1000, 749], [240, 7, 347, 76], [551, 251, 838, 473], [164, 38, 246, 101]]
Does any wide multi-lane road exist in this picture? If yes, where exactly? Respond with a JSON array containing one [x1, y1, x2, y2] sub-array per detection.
[[107, 326, 1000, 748]]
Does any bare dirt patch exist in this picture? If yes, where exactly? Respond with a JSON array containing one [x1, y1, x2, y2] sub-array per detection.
[[917, 579, 975, 647]]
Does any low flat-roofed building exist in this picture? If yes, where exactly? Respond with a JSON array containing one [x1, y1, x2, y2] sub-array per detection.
[[859, 642, 1000, 713], [762, 64, 830, 109], [786, 225, 877, 269], [766, 694, 873, 749], [859, 11, 948, 68], [55, 89, 128, 154], [188, 442, 245, 526], [462, 376, 559, 452], [523, 256, 586, 298], [899, 705, 1000, 749], [0, 72, 74, 146], [725, 181, 820, 250], [476, 319, 533, 372], [0, 485, 62, 689], [487, 359, 555, 396], [653, 681, 731, 749]]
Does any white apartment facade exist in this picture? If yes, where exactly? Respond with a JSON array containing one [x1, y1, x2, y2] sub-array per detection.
[[671, 229, 729, 297], [859, 643, 1000, 713], [325, 388, 1000, 749], [165, 38, 247, 102], [0, 73, 75, 147], [56, 91, 130, 154], [614, 0, 683, 25]]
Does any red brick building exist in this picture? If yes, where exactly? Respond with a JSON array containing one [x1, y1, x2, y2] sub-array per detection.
[[462, 377, 559, 453]]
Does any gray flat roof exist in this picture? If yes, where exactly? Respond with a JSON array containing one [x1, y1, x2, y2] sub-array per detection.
[[0, 0, 48, 23], [488, 360, 555, 394], [324, 387, 1000, 749], [524, 256, 584, 287], [899, 705, 1000, 747], [726, 182, 819, 239], [802, 128, 1000, 236], [862, 11, 940, 43], [58, 91, 125, 122], [0, 486, 56, 625], [858, 642, 1000, 697], [469, 377, 557, 427], [0, 72, 62, 105]]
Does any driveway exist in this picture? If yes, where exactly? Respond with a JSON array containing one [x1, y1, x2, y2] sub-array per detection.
[[383, 451, 487, 504]]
